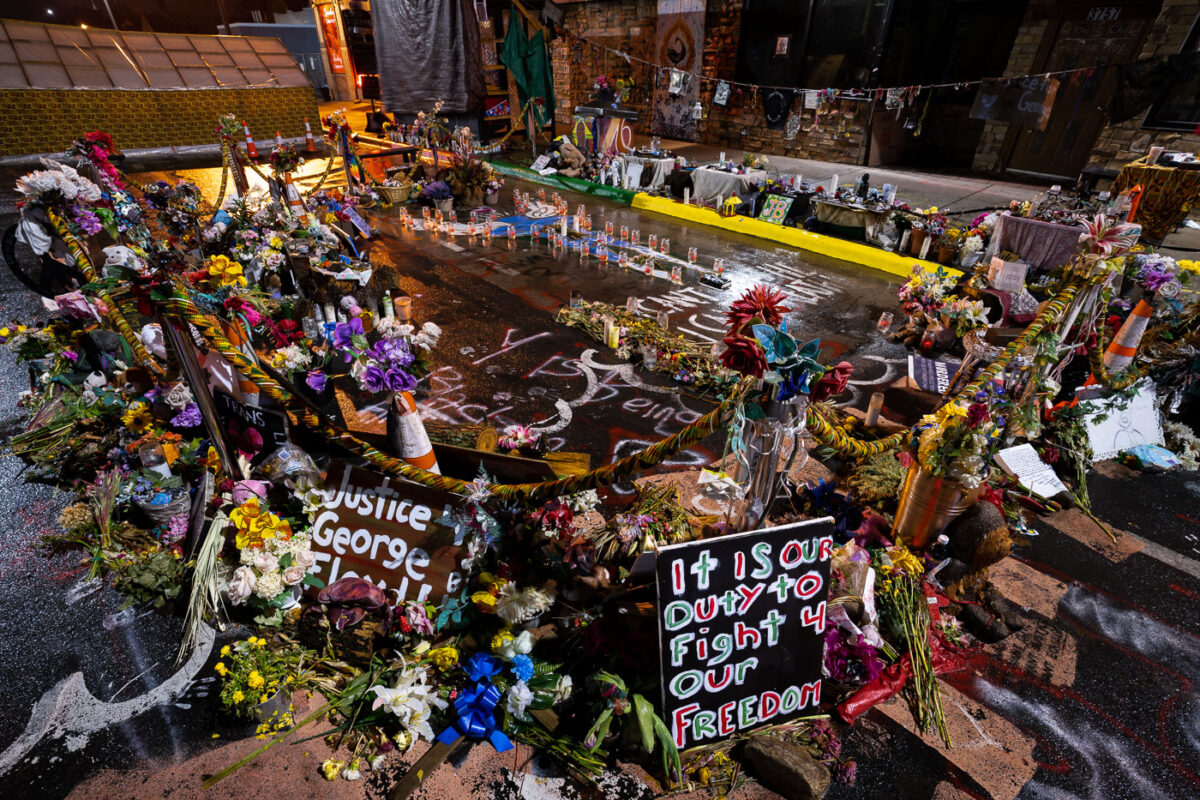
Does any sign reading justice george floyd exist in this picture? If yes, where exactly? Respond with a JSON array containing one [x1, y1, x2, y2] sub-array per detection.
[[307, 461, 465, 605], [655, 518, 834, 749]]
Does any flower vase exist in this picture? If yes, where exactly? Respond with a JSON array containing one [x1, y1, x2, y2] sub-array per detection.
[[909, 228, 928, 256], [485, 191, 499, 206], [730, 415, 786, 532], [892, 464, 982, 549], [464, 188, 484, 207], [254, 687, 290, 722], [435, 198, 453, 215], [937, 244, 957, 265]]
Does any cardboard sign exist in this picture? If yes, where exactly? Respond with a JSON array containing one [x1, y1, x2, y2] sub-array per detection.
[[907, 353, 962, 394], [758, 194, 794, 225], [995, 443, 1068, 499], [987, 257, 1028, 293], [969, 76, 1060, 131], [309, 462, 464, 604], [1080, 380, 1163, 461], [214, 388, 289, 467], [656, 518, 834, 749]]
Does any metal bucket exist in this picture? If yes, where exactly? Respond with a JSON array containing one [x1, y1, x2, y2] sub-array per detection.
[[892, 465, 981, 549]]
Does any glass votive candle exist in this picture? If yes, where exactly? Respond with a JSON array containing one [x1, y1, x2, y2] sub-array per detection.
[[631, 229, 640, 246], [507, 225, 517, 241], [688, 247, 698, 265], [657, 310, 670, 330], [670, 263, 682, 283], [660, 237, 670, 255], [714, 257, 725, 275], [618, 251, 628, 268], [605, 220, 614, 236], [641, 342, 658, 370], [620, 226, 629, 242], [139, 443, 172, 478], [585, 215, 593, 232], [648, 233, 658, 250], [643, 260, 653, 276], [626, 296, 639, 313], [877, 311, 894, 332], [570, 289, 583, 308]]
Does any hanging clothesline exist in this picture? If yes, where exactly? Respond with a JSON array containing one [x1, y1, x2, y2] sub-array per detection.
[[563, 29, 1100, 99]]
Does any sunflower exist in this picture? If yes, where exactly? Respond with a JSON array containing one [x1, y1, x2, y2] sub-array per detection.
[[121, 403, 154, 434]]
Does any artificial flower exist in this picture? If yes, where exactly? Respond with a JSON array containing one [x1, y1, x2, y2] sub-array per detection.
[[496, 582, 555, 625], [321, 759, 344, 781], [207, 254, 247, 288], [725, 284, 791, 331], [505, 680, 534, 720], [718, 334, 767, 378], [496, 629, 535, 659], [429, 646, 459, 671], [370, 667, 447, 743], [121, 403, 154, 434], [228, 566, 256, 604]]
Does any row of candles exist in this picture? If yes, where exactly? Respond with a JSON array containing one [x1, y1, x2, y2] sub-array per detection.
[[397, 198, 728, 284]]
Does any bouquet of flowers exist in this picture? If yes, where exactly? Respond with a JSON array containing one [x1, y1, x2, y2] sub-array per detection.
[[897, 265, 957, 317], [330, 315, 441, 397], [214, 636, 301, 717], [909, 390, 1003, 488], [717, 285, 826, 399], [226, 495, 320, 615], [268, 142, 304, 176], [593, 75, 612, 92], [419, 180, 452, 203], [939, 296, 988, 337]]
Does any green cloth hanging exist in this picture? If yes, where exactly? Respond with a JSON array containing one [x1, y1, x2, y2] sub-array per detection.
[[499, 18, 556, 128]]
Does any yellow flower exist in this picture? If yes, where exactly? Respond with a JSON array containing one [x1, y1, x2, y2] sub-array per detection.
[[247, 636, 257, 645], [888, 546, 925, 577], [429, 646, 459, 671], [207, 254, 247, 288], [232, 690, 244, 703], [121, 404, 154, 434], [490, 630, 514, 653], [471, 590, 498, 611], [220, 645, 231, 656], [230, 497, 280, 550], [321, 759, 344, 781], [257, 638, 267, 648], [260, 694, 270, 703], [269, 236, 283, 250], [939, 402, 967, 420], [248, 670, 265, 690], [214, 662, 228, 677]]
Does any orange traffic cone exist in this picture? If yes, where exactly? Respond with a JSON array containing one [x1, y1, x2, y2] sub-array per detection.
[[282, 173, 308, 226], [304, 118, 317, 153], [242, 121, 258, 159], [387, 390, 440, 473], [1103, 299, 1153, 372]]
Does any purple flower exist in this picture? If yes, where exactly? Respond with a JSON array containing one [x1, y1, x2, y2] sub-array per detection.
[[361, 365, 388, 393], [332, 317, 364, 351], [370, 338, 415, 369], [305, 369, 327, 393], [1138, 263, 1174, 292], [171, 402, 202, 428], [72, 204, 102, 236], [384, 368, 416, 393]]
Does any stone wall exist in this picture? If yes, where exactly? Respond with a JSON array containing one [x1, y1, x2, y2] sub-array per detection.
[[1087, 0, 1200, 173], [0, 87, 320, 156], [551, 0, 866, 163]]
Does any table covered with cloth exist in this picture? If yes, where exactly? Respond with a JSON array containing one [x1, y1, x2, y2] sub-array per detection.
[[982, 214, 1082, 272], [690, 166, 767, 205], [620, 154, 676, 189], [815, 200, 890, 241], [1114, 157, 1200, 243]]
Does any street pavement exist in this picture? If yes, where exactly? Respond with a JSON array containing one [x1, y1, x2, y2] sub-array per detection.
[[0, 154, 1198, 799]]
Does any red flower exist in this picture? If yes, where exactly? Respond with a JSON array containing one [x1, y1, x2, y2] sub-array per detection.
[[725, 284, 791, 332], [719, 334, 767, 378], [966, 402, 989, 428], [223, 297, 261, 327]]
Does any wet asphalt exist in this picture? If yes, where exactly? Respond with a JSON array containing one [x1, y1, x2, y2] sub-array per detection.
[[0, 158, 1198, 799]]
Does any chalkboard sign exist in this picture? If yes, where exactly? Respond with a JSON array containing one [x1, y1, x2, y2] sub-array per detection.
[[214, 388, 289, 466], [969, 76, 1059, 131], [655, 518, 834, 749]]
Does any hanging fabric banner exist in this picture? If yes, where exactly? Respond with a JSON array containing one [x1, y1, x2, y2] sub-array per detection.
[[652, 0, 705, 140]]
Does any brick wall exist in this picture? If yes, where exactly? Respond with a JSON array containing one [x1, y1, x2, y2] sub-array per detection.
[[1087, 0, 1200, 173], [552, 0, 866, 163], [971, 3, 1051, 173], [0, 87, 320, 156]]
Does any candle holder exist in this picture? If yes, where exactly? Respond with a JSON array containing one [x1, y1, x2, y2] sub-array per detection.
[[605, 220, 614, 236], [618, 251, 628, 268], [688, 247, 698, 265], [660, 237, 670, 256], [877, 312, 893, 333], [648, 233, 658, 250], [631, 229, 640, 246], [620, 226, 629, 242], [714, 257, 725, 275], [670, 263, 682, 284]]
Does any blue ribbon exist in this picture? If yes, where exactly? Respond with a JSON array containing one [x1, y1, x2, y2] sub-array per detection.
[[436, 680, 513, 752]]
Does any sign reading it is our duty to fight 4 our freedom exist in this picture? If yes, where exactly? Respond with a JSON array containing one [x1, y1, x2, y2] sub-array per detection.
[[306, 461, 465, 606], [656, 518, 834, 749]]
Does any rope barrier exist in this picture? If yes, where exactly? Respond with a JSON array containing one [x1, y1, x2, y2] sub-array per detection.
[[47, 211, 165, 377]]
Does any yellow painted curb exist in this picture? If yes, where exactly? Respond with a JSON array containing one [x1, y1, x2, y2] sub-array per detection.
[[631, 193, 961, 279]]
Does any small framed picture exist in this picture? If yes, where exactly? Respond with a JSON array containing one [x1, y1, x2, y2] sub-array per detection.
[[775, 36, 790, 56]]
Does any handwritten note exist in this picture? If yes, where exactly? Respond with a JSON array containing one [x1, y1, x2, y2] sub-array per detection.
[[994, 444, 1067, 499]]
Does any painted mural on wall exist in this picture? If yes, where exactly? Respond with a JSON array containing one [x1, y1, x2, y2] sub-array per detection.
[[652, 0, 705, 140]]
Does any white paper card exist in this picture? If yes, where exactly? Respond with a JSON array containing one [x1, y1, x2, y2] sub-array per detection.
[[988, 257, 1028, 293], [531, 154, 552, 171], [995, 443, 1067, 498], [1080, 380, 1164, 461]]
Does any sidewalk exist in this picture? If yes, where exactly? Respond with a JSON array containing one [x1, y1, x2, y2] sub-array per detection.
[[324, 100, 1200, 257]]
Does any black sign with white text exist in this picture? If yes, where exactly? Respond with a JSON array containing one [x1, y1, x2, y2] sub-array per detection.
[[213, 389, 289, 466], [655, 518, 834, 749]]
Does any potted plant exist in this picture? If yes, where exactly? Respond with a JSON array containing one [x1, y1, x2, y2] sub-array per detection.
[[214, 636, 302, 722], [485, 177, 504, 206], [936, 228, 961, 265], [420, 180, 453, 215], [909, 220, 928, 256], [893, 394, 1001, 548]]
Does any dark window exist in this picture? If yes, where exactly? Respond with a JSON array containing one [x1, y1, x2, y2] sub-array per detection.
[[1142, 14, 1200, 132]]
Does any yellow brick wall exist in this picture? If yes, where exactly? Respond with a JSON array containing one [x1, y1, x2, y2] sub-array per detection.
[[0, 86, 320, 156]]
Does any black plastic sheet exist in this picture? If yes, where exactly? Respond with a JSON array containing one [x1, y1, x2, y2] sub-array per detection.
[[373, 0, 485, 115]]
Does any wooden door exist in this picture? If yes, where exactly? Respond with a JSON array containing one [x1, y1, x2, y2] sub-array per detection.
[[1003, 3, 1158, 181]]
